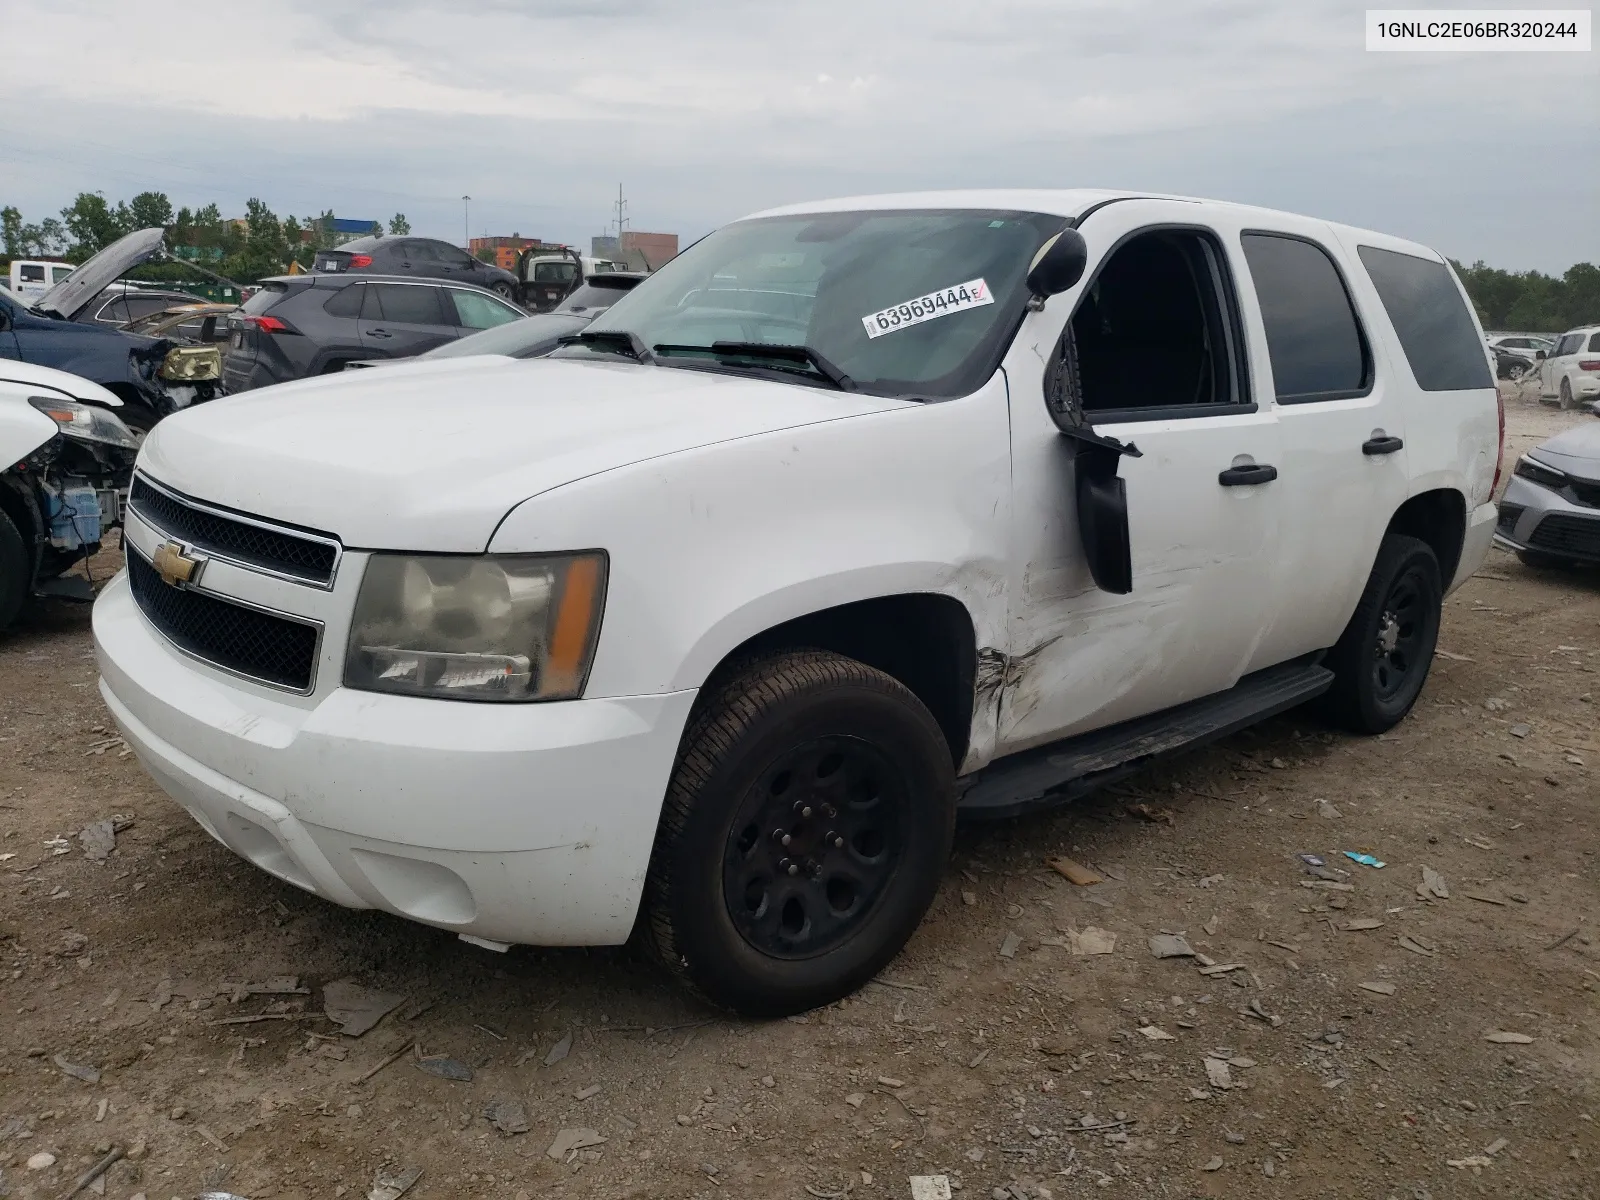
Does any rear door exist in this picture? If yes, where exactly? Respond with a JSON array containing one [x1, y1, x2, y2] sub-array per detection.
[[358, 284, 454, 358], [1238, 225, 1412, 665]]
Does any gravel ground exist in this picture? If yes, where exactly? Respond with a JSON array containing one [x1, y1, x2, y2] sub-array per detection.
[[1, 381, 1596, 1200]]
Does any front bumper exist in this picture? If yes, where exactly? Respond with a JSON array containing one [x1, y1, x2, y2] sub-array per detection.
[[1494, 475, 1600, 563], [93, 573, 697, 945]]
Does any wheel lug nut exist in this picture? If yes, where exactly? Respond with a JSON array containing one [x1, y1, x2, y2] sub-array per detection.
[[787, 863, 800, 876], [826, 831, 843, 848], [822, 803, 837, 818], [800, 805, 813, 818], [772, 828, 788, 843], [778, 857, 791, 872]]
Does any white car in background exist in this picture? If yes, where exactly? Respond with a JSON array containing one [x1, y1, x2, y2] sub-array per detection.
[[1538, 326, 1600, 410]]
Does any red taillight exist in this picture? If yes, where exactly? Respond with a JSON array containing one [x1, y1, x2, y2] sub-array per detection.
[[1578, 360, 1600, 372], [1492, 385, 1506, 493], [349, 254, 373, 268], [247, 315, 290, 334]]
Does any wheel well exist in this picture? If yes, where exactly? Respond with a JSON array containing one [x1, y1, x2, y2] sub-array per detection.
[[1387, 489, 1466, 585], [708, 594, 977, 768]]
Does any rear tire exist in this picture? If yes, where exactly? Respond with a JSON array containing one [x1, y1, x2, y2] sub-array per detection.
[[1320, 534, 1442, 734], [641, 650, 955, 1017], [1559, 378, 1576, 411], [0, 508, 32, 630], [493, 282, 516, 302]]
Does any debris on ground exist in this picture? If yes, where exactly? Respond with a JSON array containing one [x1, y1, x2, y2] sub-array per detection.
[[998, 931, 1022, 958], [1063, 926, 1116, 955], [1314, 798, 1342, 819], [27, 1152, 57, 1170], [78, 819, 116, 860], [1342, 851, 1386, 869], [546, 1128, 606, 1161], [909, 1177, 953, 1200], [1204, 1057, 1233, 1090], [1420, 866, 1450, 900], [1359, 981, 1397, 996], [1484, 1031, 1533, 1044], [1343, 918, 1385, 931], [1137, 1025, 1176, 1040], [1046, 856, 1102, 885], [543, 1030, 573, 1065], [323, 979, 404, 1036], [1148, 933, 1195, 958], [1201, 1156, 1224, 1171], [1399, 935, 1437, 957], [1447, 1155, 1494, 1169], [414, 1052, 474, 1081], [368, 1165, 422, 1200], [1509, 724, 1531, 739], [574, 1084, 602, 1101], [485, 1098, 529, 1135], [53, 1052, 101, 1083]]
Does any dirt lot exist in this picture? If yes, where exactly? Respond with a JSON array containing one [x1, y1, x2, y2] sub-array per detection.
[[2, 382, 1596, 1200]]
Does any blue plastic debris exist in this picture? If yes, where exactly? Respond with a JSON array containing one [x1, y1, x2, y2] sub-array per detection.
[[1342, 851, 1386, 869]]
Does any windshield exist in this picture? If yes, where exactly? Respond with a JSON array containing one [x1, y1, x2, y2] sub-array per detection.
[[556, 209, 1061, 398], [422, 313, 590, 360]]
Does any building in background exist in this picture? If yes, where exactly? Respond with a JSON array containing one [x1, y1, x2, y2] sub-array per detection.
[[592, 231, 678, 272]]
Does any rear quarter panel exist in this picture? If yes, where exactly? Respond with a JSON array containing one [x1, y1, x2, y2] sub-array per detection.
[[1328, 226, 1500, 512]]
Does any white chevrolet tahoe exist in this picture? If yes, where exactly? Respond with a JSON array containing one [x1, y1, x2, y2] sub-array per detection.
[[93, 191, 1502, 1016]]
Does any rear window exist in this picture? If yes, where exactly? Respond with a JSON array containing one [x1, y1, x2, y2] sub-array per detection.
[[19, 264, 45, 282], [1589, 333, 1600, 353], [1241, 233, 1370, 402], [555, 279, 637, 312], [339, 236, 381, 253], [240, 283, 288, 315], [1357, 246, 1492, 392]]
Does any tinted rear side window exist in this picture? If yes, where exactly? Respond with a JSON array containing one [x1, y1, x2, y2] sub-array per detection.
[[1357, 246, 1492, 391], [373, 284, 446, 325], [323, 285, 365, 318], [1589, 333, 1600, 353], [239, 284, 287, 315], [1241, 233, 1369, 403]]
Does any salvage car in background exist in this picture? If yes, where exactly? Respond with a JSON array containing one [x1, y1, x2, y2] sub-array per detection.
[[122, 303, 237, 345], [222, 273, 524, 391], [1496, 422, 1600, 568], [0, 229, 224, 432], [1537, 325, 1600, 410], [97, 189, 1500, 1017], [1, 361, 138, 625], [313, 236, 521, 302], [516, 250, 632, 311]]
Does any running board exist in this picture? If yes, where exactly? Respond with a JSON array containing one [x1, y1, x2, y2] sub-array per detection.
[[957, 660, 1334, 820]]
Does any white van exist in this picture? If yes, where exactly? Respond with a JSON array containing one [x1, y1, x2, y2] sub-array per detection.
[[8, 260, 77, 301], [95, 189, 1500, 1016]]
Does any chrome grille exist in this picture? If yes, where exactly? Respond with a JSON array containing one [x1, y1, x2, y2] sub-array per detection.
[[129, 475, 339, 587]]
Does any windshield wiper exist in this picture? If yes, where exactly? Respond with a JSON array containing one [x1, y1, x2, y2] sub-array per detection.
[[653, 341, 856, 391], [559, 329, 654, 363]]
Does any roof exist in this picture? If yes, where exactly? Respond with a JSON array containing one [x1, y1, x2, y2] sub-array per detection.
[[741, 189, 1445, 262]]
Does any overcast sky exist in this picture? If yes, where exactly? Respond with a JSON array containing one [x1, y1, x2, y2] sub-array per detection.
[[2, 0, 1595, 271]]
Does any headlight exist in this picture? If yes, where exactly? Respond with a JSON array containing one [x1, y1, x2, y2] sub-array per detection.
[[27, 396, 140, 450], [159, 345, 221, 382], [344, 552, 607, 702], [1513, 455, 1567, 489]]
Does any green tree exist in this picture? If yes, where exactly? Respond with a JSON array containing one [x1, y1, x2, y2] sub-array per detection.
[[1, 205, 21, 257], [60, 192, 128, 257], [388, 213, 411, 235], [127, 191, 174, 230], [1455, 259, 1600, 332]]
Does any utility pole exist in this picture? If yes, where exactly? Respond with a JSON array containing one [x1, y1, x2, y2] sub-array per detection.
[[462, 195, 471, 248], [612, 185, 628, 243]]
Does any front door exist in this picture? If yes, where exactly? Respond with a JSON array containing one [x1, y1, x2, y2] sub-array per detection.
[[998, 200, 1284, 754], [357, 284, 454, 358]]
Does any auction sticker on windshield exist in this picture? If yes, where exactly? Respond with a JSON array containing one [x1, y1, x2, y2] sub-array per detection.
[[861, 278, 993, 339]]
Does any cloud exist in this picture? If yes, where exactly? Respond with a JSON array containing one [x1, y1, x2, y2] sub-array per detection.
[[0, 0, 1593, 270]]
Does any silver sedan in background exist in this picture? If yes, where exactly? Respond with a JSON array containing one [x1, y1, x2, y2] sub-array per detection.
[[1496, 420, 1600, 568]]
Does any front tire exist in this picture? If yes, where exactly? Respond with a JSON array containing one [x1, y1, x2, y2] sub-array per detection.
[[1320, 534, 1442, 734], [641, 650, 955, 1017], [0, 507, 32, 630]]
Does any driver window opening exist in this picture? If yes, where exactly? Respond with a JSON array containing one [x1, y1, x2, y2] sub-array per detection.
[[1064, 229, 1242, 414]]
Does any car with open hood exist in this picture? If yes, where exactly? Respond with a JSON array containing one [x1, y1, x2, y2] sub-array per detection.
[[0, 229, 224, 432], [1, 360, 139, 627], [94, 190, 1501, 1017]]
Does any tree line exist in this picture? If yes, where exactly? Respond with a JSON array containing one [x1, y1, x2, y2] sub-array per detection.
[[3, 191, 1597, 329], [2, 192, 410, 285]]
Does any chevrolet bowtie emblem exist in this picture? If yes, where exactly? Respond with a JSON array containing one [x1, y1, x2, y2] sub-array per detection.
[[152, 541, 204, 588]]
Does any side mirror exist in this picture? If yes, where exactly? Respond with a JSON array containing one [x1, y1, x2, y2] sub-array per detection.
[[1026, 229, 1089, 300], [1536, 350, 1546, 360]]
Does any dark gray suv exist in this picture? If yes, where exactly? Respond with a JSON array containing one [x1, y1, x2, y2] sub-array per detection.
[[221, 274, 523, 392], [313, 236, 521, 301]]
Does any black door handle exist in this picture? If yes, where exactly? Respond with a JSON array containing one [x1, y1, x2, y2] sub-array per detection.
[[368, 329, 393, 338], [1362, 435, 1404, 456], [1218, 463, 1278, 487]]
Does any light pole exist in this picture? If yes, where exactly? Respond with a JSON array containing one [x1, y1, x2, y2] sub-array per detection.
[[462, 195, 471, 248]]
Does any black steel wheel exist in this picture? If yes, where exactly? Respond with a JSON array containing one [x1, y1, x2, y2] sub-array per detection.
[[1320, 534, 1442, 733], [642, 650, 955, 1016]]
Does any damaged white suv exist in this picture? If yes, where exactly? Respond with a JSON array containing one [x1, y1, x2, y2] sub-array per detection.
[[94, 191, 1501, 1015]]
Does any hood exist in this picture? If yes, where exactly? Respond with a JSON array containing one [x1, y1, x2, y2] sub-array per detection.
[[35, 228, 168, 320], [1531, 421, 1600, 479], [0, 360, 123, 406], [139, 357, 908, 551]]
